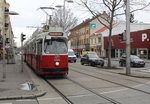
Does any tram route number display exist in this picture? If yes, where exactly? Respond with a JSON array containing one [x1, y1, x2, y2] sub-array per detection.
[[48, 32, 63, 36]]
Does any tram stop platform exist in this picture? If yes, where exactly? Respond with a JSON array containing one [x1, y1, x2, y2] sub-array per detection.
[[0, 54, 46, 100]]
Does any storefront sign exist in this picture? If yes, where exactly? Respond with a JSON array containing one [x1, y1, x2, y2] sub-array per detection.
[[142, 33, 149, 42], [104, 29, 150, 49]]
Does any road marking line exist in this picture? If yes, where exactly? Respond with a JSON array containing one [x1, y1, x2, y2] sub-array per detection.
[[100, 88, 128, 94], [38, 97, 62, 101], [16, 99, 36, 102], [0, 103, 12, 104], [68, 94, 95, 98]]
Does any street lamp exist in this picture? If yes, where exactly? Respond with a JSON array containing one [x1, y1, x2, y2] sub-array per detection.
[[55, 0, 73, 32], [5, 11, 19, 15], [2, 10, 19, 79], [39, 7, 55, 27]]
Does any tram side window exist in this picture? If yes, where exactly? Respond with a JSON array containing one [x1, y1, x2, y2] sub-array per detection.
[[37, 40, 42, 54], [33, 43, 36, 54]]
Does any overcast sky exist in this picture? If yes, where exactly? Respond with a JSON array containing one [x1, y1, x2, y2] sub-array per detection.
[[7, 0, 150, 47]]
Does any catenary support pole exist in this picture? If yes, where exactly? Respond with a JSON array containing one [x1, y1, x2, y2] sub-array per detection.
[[126, 0, 131, 75], [21, 33, 24, 72]]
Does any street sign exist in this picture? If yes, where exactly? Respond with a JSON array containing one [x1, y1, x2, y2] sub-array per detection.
[[90, 23, 96, 28]]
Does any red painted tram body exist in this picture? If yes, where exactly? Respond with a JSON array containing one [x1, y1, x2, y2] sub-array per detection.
[[23, 28, 68, 75]]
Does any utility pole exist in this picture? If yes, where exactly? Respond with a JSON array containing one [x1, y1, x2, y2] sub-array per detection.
[[55, 0, 73, 32], [2, 2, 6, 79], [125, 0, 131, 75], [21, 33, 26, 72], [39, 7, 54, 28], [63, 0, 66, 32], [48, 15, 52, 27]]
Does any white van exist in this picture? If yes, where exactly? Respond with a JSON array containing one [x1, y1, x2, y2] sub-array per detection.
[[68, 49, 77, 63]]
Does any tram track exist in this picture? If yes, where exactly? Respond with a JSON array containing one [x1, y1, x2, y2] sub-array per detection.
[[67, 77, 121, 104], [71, 64, 150, 84], [44, 78, 74, 104], [42, 65, 150, 104], [70, 67, 150, 96], [44, 77, 121, 104]]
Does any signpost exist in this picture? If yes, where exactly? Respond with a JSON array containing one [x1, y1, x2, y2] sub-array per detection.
[[90, 23, 96, 28]]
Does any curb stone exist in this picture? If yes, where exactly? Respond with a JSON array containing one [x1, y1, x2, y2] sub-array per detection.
[[0, 91, 46, 100]]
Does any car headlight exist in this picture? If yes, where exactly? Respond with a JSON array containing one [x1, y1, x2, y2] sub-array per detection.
[[55, 62, 60, 66], [132, 60, 138, 63]]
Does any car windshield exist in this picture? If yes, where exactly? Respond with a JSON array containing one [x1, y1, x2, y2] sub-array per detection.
[[68, 52, 75, 56], [44, 38, 67, 54], [130, 55, 140, 59], [88, 54, 99, 58]]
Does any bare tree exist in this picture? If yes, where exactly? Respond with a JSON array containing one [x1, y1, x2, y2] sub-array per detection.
[[79, 0, 150, 68], [51, 8, 78, 33]]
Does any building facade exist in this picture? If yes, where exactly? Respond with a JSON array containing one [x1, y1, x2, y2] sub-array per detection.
[[0, 0, 15, 60], [69, 11, 110, 57], [89, 11, 109, 56], [103, 23, 150, 59], [69, 19, 91, 56], [90, 27, 108, 56]]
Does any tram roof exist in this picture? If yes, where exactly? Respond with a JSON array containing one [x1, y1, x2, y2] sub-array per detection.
[[24, 27, 68, 46]]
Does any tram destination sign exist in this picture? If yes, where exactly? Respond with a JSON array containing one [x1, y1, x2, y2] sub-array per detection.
[[48, 32, 63, 36]]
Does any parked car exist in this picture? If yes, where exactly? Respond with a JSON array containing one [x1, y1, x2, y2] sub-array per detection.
[[80, 53, 104, 67], [68, 49, 77, 63], [119, 55, 145, 67]]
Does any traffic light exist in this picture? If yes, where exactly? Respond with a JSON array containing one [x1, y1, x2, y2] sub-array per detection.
[[119, 30, 126, 41], [21, 33, 26, 42], [119, 33, 123, 41]]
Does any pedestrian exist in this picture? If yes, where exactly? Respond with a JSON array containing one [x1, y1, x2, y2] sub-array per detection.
[[0, 49, 2, 61]]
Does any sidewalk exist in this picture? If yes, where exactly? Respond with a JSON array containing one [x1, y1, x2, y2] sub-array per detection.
[[111, 58, 150, 63], [102, 58, 150, 78], [0, 55, 46, 100]]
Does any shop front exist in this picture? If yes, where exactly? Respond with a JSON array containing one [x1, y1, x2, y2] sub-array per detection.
[[104, 29, 150, 59]]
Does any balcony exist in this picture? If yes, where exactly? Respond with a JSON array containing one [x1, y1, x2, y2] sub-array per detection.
[[5, 9, 9, 15], [5, 9, 9, 12], [5, 23, 9, 28]]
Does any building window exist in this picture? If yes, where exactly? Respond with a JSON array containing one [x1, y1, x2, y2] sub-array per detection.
[[98, 37, 101, 43], [86, 30, 89, 34]]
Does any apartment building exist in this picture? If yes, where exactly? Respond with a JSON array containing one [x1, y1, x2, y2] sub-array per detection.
[[0, 0, 5, 48], [69, 19, 91, 56], [69, 11, 109, 57], [89, 11, 109, 56], [0, 0, 15, 59]]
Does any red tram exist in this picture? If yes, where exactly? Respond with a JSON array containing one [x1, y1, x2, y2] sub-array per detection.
[[23, 27, 68, 76]]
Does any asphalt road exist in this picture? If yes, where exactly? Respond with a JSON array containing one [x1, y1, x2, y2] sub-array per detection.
[[1, 58, 150, 104], [75, 58, 150, 73], [69, 60, 150, 104]]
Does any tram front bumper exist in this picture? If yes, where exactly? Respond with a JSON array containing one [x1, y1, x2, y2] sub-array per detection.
[[42, 68, 69, 74]]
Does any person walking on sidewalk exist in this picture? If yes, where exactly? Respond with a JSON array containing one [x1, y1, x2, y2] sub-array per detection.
[[0, 49, 2, 61]]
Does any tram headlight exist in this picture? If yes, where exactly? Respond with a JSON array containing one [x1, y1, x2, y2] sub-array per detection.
[[55, 62, 60, 66]]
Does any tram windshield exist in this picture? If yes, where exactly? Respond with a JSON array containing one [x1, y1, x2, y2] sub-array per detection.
[[44, 38, 67, 54]]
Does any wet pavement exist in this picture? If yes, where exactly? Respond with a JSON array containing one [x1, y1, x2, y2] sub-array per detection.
[[0, 55, 46, 100]]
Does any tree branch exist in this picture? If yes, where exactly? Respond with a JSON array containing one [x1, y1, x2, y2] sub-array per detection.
[[103, 0, 112, 11]]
